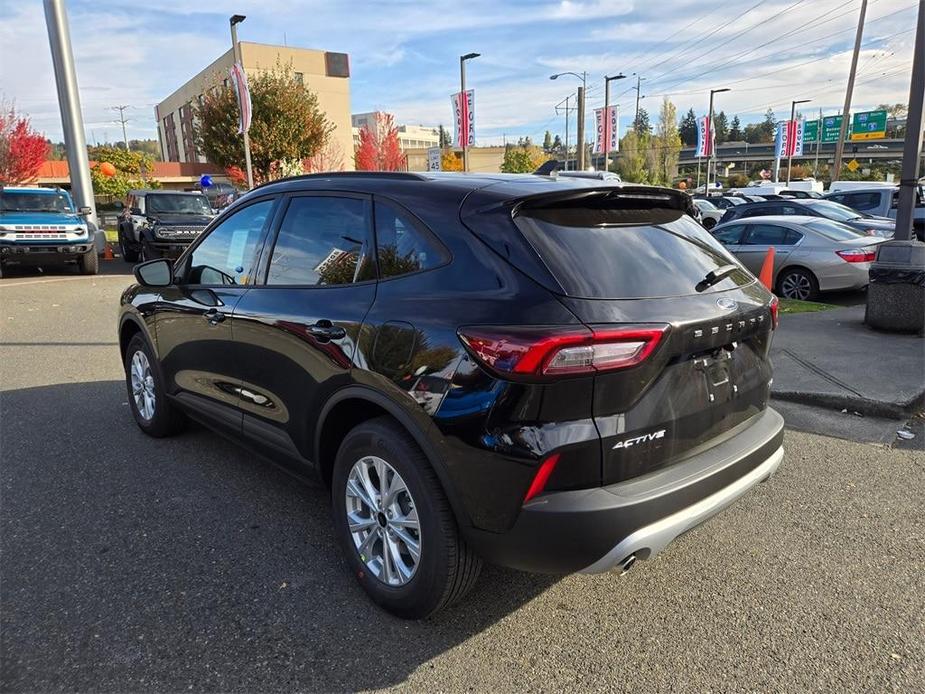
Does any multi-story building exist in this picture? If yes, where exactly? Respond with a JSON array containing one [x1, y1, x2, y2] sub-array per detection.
[[351, 112, 441, 151], [156, 42, 353, 169]]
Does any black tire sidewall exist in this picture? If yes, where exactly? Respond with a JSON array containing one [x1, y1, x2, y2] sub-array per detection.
[[777, 268, 818, 301], [124, 334, 176, 437], [331, 421, 454, 619], [79, 249, 99, 275]]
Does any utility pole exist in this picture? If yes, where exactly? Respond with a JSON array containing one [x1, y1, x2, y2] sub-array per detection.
[[551, 72, 587, 169], [230, 14, 254, 189], [460, 52, 480, 172], [112, 105, 130, 150], [833, 0, 868, 181], [555, 95, 576, 170], [813, 107, 822, 177], [787, 99, 811, 185], [43, 0, 96, 227], [633, 74, 644, 126], [603, 74, 626, 172], [893, 0, 924, 242]]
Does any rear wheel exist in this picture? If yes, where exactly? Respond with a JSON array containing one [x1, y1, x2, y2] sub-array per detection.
[[331, 417, 481, 619], [777, 267, 819, 301], [77, 248, 99, 275], [124, 334, 185, 437], [119, 227, 139, 262], [702, 217, 716, 230]]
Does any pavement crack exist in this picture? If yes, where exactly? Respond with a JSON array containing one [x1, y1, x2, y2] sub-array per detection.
[[780, 347, 868, 400]]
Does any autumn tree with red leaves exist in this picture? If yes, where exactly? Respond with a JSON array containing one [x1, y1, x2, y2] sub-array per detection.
[[354, 112, 406, 171], [0, 105, 49, 184]]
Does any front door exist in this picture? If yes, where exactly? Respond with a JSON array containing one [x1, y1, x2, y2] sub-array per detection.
[[155, 196, 278, 436], [230, 193, 378, 468], [736, 223, 801, 276]]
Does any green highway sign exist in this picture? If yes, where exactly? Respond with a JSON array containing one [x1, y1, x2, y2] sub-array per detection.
[[851, 110, 887, 140], [804, 119, 818, 142]]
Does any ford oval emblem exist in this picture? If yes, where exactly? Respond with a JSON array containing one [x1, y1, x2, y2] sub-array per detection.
[[716, 298, 738, 310]]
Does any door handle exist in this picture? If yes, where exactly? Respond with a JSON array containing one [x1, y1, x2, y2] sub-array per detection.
[[204, 308, 226, 325], [307, 320, 346, 340]]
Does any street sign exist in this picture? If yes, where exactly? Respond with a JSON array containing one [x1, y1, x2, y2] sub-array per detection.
[[850, 110, 887, 140], [426, 147, 441, 172], [804, 119, 818, 142], [821, 115, 849, 143], [846, 159, 860, 172]]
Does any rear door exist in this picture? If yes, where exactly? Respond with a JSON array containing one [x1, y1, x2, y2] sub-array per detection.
[[736, 222, 801, 275], [229, 192, 377, 468]]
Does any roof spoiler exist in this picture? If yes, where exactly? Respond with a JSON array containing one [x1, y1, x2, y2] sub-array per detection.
[[533, 159, 560, 176]]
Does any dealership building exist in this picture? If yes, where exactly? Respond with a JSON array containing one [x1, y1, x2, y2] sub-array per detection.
[[155, 42, 353, 169]]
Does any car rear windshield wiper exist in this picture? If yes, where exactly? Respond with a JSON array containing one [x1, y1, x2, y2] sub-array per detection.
[[696, 264, 738, 292]]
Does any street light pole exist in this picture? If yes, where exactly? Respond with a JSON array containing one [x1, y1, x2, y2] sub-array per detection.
[[708, 87, 730, 193], [893, 0, 924, 242], [603, 74, 626, 172], [230, 14, 254, 189], [551, 71, 587, 169], [787, 99, 811, 186], [460, 52, 480, 172]]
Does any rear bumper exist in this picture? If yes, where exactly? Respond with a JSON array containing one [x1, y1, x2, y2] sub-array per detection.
[[465, 407, 784, 574]]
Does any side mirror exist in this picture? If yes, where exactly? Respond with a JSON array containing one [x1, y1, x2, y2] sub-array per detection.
[[114, 201, 124, 210], [134, 258, 173, 287], [77, 206, 92, 216]]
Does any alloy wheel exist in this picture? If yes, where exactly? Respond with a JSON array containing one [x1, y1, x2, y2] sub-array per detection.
[[780, 272, 812, 300], [345, 455, 421, 586], [130, 350, 156, 421]]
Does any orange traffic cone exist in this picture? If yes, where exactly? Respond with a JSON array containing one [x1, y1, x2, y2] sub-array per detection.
[[758, 246, 775, 290], [103, 244, 114, 261]]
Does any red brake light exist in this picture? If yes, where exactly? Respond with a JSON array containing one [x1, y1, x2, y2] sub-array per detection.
[[458, 325, 668, 378], [836, 248, 877, 263], [769, 295, 779, 329], [524, 454, 560, 502]]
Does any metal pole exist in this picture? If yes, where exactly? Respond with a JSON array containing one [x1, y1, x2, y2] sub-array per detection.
[[603, 78, 611, 172], [814, 107, 822, 177], [634, 74, 642, 124], [113, 105, 130, 150], [230, 18, 254, 189], [894, 0, 924, 241], [565, 95, 570, 171], [460, 56, 468, 172], [576, 83, 586, 170], [833, 0, 868, 181], [707, 90, 715, 193], [43, 0, 96, 227], [787, 100, 797, 186]]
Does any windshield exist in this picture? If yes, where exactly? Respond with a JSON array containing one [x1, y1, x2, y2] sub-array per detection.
[[805, 200, 866, 221], [695, 199, 718, 211], [0, 191, 74, 213], [805, 219, 868, 241], [146, 194, 212, 216]]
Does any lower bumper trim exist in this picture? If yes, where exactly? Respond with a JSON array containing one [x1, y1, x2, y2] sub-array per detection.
[[580, 445, 784, 573]]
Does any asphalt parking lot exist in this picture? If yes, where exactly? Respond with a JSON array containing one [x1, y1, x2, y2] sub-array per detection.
[[1, 264, 923, 692]]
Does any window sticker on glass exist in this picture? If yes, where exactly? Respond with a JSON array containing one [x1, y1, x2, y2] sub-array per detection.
[[227, 229, 251, 274]]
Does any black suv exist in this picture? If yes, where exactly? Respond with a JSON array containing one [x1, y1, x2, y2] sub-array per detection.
[[717, 198, 895, 236], [117, 190, 215, 262], [119, 172, 784, 618]]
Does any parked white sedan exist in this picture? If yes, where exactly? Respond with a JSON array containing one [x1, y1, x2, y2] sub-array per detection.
[[710, 215, 884, 300], [692, 198, 725, 230]]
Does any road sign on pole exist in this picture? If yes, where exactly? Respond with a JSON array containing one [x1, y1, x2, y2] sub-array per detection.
[[850, 110, 887, 140]]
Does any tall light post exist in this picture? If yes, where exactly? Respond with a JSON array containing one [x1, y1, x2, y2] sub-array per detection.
[[707, 87, 730, 193], [603, 73, 626, 171], [787, 99, 812, 185], [460, 52, 480, 172], [551, 71, 587, 168], [230, 14, 254, 189]]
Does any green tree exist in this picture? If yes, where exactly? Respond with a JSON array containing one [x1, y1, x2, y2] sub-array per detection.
[[195, 60, 332, 183], [438, 124, 452, 148], [500, 143, 545, 173], [633, 107, 651, 136], [713, 111, 728, 144], [728, 115, 742, 141], [543, 130, 553, 152], [616, 130, 649, 183], [552, 134, 562, 152], [760, 108, 777, 142], [87, 145, 158, 198], [650, 98, 682, 186], [679, 108, 697, 146]]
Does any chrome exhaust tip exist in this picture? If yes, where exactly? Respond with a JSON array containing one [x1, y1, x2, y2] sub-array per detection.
[[619, 554, 637, 573]]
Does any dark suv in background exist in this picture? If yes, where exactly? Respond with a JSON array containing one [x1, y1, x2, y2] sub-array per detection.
[[119, 172, 784, 618], [117, 190, 215, 262]]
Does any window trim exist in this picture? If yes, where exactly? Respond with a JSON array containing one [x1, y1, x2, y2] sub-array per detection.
[[173, 195, 280, 288], [253, 191, 378, 289], [371, 195, 452, 283]]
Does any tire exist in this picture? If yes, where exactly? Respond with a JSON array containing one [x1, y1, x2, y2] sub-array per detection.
[[776, 267, 819, 301], [703, 217, 716, 230], [78, 248, 99, 275], [119, 227, 139, 262], [331, 416, 482, 619], [124, 334, 186, 437], [140, 239, 158, 263]]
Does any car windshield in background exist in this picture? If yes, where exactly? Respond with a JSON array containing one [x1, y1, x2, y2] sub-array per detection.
[[804, 200, 865, 221], [804, 219, 868, 241], [514, 206, 750, 299], [695, 199, 718, 211], [0, 192, 74, 213], [146, 194, 212, 215]]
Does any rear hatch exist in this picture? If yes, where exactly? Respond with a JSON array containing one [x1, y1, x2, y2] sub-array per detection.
[[462, 185, 776, 485]]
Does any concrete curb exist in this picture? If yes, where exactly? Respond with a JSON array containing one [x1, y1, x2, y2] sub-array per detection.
[[772, 389, 925, 420]]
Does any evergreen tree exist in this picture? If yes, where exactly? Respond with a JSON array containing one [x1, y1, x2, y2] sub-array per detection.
[[679, 108, 697, 146], [760, 108, 777, 142], [438, 124, 451, 148], [543, 130, 553, 152], [552, 134, 562, 152], [633, 107, 651, 136], [713, 111, 728, 144], [728, 115, 742, 142]]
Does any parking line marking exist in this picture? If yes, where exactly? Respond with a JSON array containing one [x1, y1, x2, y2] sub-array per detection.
[[0, 275, 132, 288]]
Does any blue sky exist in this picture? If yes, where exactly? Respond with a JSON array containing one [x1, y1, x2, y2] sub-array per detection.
[[0, 0, 917, 146]]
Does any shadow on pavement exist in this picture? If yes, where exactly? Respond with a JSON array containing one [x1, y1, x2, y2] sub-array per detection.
[[0, 380, 558, 692], [0, 259, 133, 279]]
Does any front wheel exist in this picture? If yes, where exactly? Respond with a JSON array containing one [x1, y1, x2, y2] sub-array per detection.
[[331, 417, 482, 619], [703, 217, 716, 230], [777, 267, 819, 301], [78, 248, 99, 275], [124, 334, 186, 437], [119, 228, 139, 262]]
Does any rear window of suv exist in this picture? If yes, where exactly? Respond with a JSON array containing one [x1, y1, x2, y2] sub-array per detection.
[[513, 203, 751, 299]]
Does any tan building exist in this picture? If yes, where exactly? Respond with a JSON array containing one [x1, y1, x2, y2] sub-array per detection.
[[156, 42, 353, 170], [351, 112, 440, 151], [404, 146, 506, 174]]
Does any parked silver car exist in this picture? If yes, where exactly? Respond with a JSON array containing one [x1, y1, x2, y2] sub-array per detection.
[[711, 215, 883, 300]]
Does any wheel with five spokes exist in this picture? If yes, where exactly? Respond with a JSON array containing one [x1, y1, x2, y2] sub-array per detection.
[[123, 333, 186, 437], [331, 417, 482, 619]]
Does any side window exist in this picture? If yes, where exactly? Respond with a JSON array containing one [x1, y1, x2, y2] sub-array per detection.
[[374, 200, 448, 279], [713, 224, 745, 245], [266, 196, 373, 286], [780, 205, 801, 215], [846, 192, 880, 211], [742, 207, 767, 218], [743, 224, 794, 246], [785, 229, 803, 245], [828, 194, 846, 205], [185, 199, 273, 285]]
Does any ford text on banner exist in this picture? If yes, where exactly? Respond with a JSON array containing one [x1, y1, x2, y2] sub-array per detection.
[[774, 121, 787, 160], [451, 90, 475, 148], [775, 119, 803, 158], [594, 106, 620, 154], [696, 116, 713, 158], [229, 62, 252, 135]]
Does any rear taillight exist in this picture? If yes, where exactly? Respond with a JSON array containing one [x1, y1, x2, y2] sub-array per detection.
[[457, 324, 668, 378], [769, 295, 780, 329], [836, 247, 877, 263]]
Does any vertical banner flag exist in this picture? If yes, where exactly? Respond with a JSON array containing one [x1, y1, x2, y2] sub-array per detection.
[[775, 119, 804, 158], [791, 117, 805, 156], [696, 116, 713, 158], [451, 90, 475, 148], [774, 121, 787, 160], [229, 62, 252, 135], [594, 106, 620, 154], [426, 147, 442, 171]]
